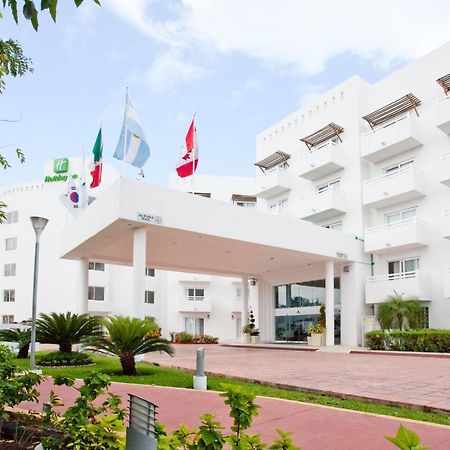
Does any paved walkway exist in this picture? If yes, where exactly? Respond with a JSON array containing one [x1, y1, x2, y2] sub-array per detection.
[[145, 344, 450, 412], [20, 379, 450, 450]]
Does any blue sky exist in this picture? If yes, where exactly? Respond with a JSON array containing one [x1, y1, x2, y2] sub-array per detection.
[[2, 0, 450, 188]]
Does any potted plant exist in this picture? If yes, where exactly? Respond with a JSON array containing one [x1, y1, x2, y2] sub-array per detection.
[[241, 323, 253, 343], [306, 323, 325, 346], [242, 309, 257, 344], [250, 328, 260, 344]]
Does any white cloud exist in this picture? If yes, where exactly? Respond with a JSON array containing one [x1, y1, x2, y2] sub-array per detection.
[[107, 0, 450, 77]]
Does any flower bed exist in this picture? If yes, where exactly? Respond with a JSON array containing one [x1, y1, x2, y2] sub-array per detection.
[[365, 330, 450, 352], [170, 332, 218, 344]]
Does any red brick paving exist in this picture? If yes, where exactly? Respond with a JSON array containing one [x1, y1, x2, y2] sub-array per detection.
[[145, 344, 450, 412]]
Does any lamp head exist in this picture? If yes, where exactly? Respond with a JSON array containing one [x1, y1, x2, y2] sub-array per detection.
[[30, 216, 48, 240]]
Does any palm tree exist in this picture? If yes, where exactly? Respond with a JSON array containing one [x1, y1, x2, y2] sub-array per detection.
[[36, 312, 101, 353], [86, 316, 174, 376], [0, 327, 31, 358], [377, 292, 423, 331]]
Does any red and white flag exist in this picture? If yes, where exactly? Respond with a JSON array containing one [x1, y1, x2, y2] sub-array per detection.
[[176, 118, 199, 178]]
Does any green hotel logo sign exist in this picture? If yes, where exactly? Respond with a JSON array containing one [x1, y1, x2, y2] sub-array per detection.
[[54, 158, 69, 173]]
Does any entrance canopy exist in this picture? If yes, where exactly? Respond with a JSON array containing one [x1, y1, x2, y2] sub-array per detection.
[[61, 178, 363, 278]]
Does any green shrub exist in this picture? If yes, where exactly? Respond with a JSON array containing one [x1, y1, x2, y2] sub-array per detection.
[[37, 351, 93, 367], [171, 332, 219, 344], [175, 331, 195, 343], [366, 329, 450, 352], [195, 334, 219, 344]]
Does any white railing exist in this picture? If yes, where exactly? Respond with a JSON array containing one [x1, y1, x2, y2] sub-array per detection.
[[363, 165, 422, 186], [307, 140, 340, 153], [257, 165, 288, 177], [301, 186, 343, 201], [365, 217, 425, 235], [367, 270, 420, 283], [186, 296, 205, 302], [362, 112, 410, 137], [437, 95, 450, 105]]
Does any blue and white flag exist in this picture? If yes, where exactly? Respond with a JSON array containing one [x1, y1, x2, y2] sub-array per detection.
[[113, 97, 150, 168]]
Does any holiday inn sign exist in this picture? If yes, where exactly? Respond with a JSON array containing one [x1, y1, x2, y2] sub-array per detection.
[[44, 157, 79, 183]]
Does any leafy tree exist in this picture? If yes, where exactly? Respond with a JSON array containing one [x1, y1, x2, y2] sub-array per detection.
[[86, 316, 174, 376], [0, 327, 31, 358], [36, 312, 101, 353], [377, 292, 423, 331]]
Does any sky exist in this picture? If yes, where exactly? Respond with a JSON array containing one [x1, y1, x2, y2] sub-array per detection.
[[2, 0, 450, 188]]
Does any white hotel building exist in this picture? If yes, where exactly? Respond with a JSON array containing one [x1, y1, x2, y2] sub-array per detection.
[[2, 42, 450, 346]]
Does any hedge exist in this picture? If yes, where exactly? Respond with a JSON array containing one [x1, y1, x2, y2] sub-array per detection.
[[170, 332, 219, 344], [37, 351, 94, 367], [365, 330, 450, 353]]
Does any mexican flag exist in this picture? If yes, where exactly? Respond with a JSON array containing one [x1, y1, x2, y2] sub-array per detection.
[[90, 127, 103, 188]]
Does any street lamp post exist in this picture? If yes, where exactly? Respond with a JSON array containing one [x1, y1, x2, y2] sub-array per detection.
[[30, 216, 48, 371]]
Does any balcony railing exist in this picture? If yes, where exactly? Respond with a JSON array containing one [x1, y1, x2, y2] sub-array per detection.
[[365, 270, 432, 304], [298, 141, 345, 180], [364, 217, 429, 253], [362, 166, 426, 208], [179, 297, 212, 313], [255, 166, 292, 199], [439, 151, 450, 187], [361, 113, 423, 162], [298, 187, 347, 221], [436, 96, 450, 134]]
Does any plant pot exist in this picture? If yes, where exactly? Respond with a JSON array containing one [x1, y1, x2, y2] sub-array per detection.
[[307, 336, 312, 345], [309, 332, 323, 346], [250, 335, 260, 344], [243, 333, 251, 344]]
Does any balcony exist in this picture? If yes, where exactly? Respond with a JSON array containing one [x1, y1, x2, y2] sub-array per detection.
[[444, 267, 450, 298], [436, 96, 450, 134], [364, 218, 429, 253], [361, 114, 423, 162], [441, 211, 450, 239], [365, 271, 432, 304], [298, 142, 345, 180], [362, 166, 426, 209], [298, 188, 347, 221], [255, 167, 292, 199], [178, 274, 212, 283], [232, 299, 243, 313], [179, 297, 212, 313], [439, 152, 450, 187]]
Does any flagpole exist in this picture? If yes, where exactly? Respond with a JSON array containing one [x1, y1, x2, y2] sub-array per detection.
[[81, 147, 87, 210], [124, 87, 128, 162], [191, 113, 196, 193]]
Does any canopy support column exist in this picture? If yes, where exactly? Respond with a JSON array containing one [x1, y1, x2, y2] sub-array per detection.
[[241, 275, 249, 341], [133, 228, 147, 318], [325, 260, 335, 347], [79, 257, 89, 314]]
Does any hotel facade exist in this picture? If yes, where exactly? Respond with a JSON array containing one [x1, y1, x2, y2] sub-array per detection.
[[2, 43, 450, 346]]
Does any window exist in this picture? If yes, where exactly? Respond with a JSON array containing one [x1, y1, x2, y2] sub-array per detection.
[[3, 289, 15, 302], [2, 315, 14, 324], [385, 207, 416, 225], [4, 263, 16, 277], [234, 201, 256, 208], [88, 286, 105, 301], [89, 262, 105, 271], [384, 159, 414, 175], [145, 268, 155, 277], [185, 317, 204, 335], [5, 237, 17, 251], [418, 307, 429, 329], [324, 221, 342, 231], [6, 211, 18, 224], [145, 290, 155, 304], [185, 288, 204, 301], [316, 179, 340, 194], [269, 199, 287, 215], [235, 287, 242, 299], [388, 258, 419, 277]]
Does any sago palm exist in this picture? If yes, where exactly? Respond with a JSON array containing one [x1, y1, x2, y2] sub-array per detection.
[[377, 292, 423, 331], [0, 327, 31, 358], [86, 316, 173, 375], [36, 312, 101, 353]]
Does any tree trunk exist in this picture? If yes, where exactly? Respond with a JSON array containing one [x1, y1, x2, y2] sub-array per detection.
[[120, 353, 136, 376], [17, 343, 29, 359], [59, 342, 72, 353]]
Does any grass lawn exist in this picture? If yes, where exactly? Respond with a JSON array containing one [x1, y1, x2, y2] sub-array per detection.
[[15, 352, 450, 427]]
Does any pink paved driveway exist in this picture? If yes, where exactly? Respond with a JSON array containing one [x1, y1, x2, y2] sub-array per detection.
[[145, 344, 450, 411], [20, 379, 450, 450]]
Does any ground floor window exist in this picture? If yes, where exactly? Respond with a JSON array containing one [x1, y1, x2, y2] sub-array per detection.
[[235, 317, 242, 338], [185, 317, 204, 335], [145, 290, 155, 304], [418, 307, 429, 329], [88, 286, 105, 301], [3, 289, 15, 302], [2, 315, 14, 324]]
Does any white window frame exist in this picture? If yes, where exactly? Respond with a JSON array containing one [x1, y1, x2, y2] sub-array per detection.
[[3, 289, 15, 302], [5, 237, 17, 251], [384, 207, 417, 225], [269, 199, 287, 214], [2, 315, 14, 324], [145, 268, 155, 277], [185, 317, 205, 335], [383, 159, 414, 175], [4, 263, 16, 277], [144, 290, 155, 304], [185, 288, 205, 302], [6, 211, 18, 224], [89, 262, 105, 271], [388, 257, 420, 278], [324, 221, 342, 231], [88, 286, 105, 301], [316, 178, 340, 194], [234, 200, 256, 208]]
